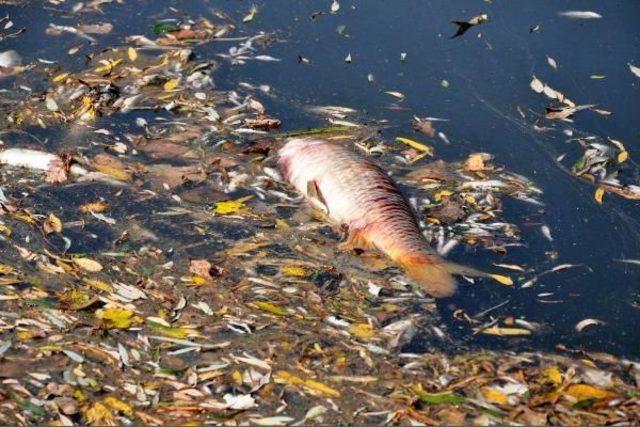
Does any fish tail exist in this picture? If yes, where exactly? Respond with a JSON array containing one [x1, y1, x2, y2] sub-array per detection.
[[397, 254, 487, 298]]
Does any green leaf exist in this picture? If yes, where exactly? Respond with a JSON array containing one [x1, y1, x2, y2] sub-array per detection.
[[418, 392, 466, 405]]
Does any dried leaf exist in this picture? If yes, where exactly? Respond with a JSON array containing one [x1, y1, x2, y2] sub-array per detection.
[[395, 137, 433, 154], [253, 301, 289, 316], [594, 187, 605, 204], [489, 274, 513, 286], [96, 307, 142, 329], [43, 213, 63, 234], [481, 326, 531, 336], [214, 195, 253, 215], [163, 78, 180, 91], [127, 47, 137, 61], [348, 323, 374, 339], [73, 257, 103, 272], [565, 384, 614, 401]]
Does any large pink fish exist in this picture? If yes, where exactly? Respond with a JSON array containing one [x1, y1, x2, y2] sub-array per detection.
[[278, 137, 481, 297]]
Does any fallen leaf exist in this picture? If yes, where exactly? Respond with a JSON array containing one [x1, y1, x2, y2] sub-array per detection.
[[163, 78, 180, 91], [127, 47, 137, 61], [489, 274, 513, 286], [348, 323, 374, 339], [594, 187, 605, 204], [281, 265, 308, 277], [395, 137, 433, 154], [575, 318, 605, 332], [96, 307, 142, 329], [629, 63, 640, 78], [254, 301, 289, 316], [565, 384, 614, 401], [481, 326, 531, 336], [73, 257, 103, 272], [43, 213, 63, 234], [482, 387, 509, 405], [214, 195, 253, 215]]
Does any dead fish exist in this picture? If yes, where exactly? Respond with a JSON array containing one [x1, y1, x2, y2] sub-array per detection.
[[278, 138, 484, 297], [450, 14, 488, 39]]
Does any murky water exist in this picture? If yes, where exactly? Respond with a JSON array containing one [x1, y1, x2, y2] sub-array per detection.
[[3, 0, 639, 363]]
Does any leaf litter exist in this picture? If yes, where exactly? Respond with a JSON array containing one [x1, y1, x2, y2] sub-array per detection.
[[0, 2, 637, 426]]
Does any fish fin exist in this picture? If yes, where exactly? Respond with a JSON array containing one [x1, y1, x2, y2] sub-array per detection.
[[337, 227, 373, 253], [306, 180, 329, 214], [450, 21, 472, 38], [399, 255, 488, 298]]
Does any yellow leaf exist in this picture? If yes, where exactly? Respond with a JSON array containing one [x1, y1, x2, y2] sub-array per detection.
[[94, 164, 131, 181], [0, 223, 11, 236], [44, 213, 63, 234], [543, 366, 563, 385], [73, 257, 103, 272], [594, 187, 605, 204], [163, 78, 180, 91], [348, 323, 374, 339], [93, 58, 122, 74], [565, 384, 614, 401], [80, 201, 109, 213], [395, 137, 433, 154], [96, 307, 142, 329], [480, 326, 531, 336], [617, 150, 629, 163], [482, 387, 509, 405], [304, 379, 341, 397], [281, 265, 308, 277], [226, 241, 269, 256], [83, 278, 114, 292], [253, 301, 289, 316], [103, 396, 133, 416], [214, 195, 253, 215], [232, 370, 243, 385], [489, 274, 513, 286], [127, 47, 138, 62], [190, 275, 210, 286], [0, 264, 16, 274], [53, 72, 70, 83], [434, 189, 453, 202], [146, 319, 199, 339], [275, 371, 341, 397], [84, 402, 115, 426]]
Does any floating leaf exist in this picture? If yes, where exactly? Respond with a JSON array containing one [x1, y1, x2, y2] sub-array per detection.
[[590, 74, 606, 79], [281, 265, 309, 277], [418, 391, 466, 405], [530, 76, 544, 93], [348, 323, 374, 339], [73, 257, 103, 272], [594, 187, 605, 204], [43, 213, 63, 234], [395, 137, 432, 154], [565, 384, 614, 401], [385, 91, 405, 99], [243, 4, 258, 23], [482, 387, 509, 405], [94, 164, 131, 181], [547, 56, 557, 70], [127, 47, 137, 62], [163, 78, 180, 91], [629, 63, 640, 78], [275, 371, 341, 397], [481, 326, 531, 336], [96, 307, 142, 329], [147, 319, 198, 339], [214, 195, 253, 215], [489, 274, 513, 286], [575, 318, 605, 332], [253, 301, 289, 316], [543, 366, 563, 385], [84, 402, 114, 425], [103, 396, 133, 416]]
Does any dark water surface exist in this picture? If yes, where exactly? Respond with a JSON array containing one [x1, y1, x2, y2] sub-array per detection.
[[4, 0, 640, 358]]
